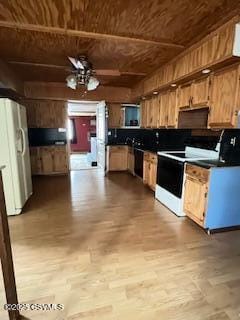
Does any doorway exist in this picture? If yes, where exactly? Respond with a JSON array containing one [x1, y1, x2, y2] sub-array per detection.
[[67, 101, 106, 171]]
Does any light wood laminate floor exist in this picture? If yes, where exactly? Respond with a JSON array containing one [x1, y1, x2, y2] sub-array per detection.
[[1, 171, 240, 320]]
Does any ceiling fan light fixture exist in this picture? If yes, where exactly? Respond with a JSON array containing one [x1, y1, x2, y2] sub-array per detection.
[[87, 76, 99, 91], [66, 74, 77, 89]]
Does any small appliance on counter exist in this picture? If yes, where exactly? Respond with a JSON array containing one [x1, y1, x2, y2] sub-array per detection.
[[155, 147, 219, 217]]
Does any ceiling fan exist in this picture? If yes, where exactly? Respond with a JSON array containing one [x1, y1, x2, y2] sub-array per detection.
[[66, 55, 123, 91]]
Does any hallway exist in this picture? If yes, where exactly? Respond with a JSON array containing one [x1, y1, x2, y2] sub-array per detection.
[[1, 171, 240, 319]]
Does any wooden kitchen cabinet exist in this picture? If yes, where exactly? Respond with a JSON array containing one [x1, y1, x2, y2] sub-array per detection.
[[24, 100, 66, 128], [107, 145, 128, 171], [183, 164, 209, 227], [167, 89, 178, 127], [140, 100, 147, 128], [30, 146, 68, 175], [191, 76, 210, 107], [177, 83, 192, 110], [208, 64, 240, 128], [127, 147, 135, 175], [143, 152, 157, 191], [53, 147, 68, 173], [40, 147, 54, 174], [159, 92, 168, 127], [146, 99, 153, 127], [108, 103, 123, 128], [176, 76, 210, 112], [151, 95, 159, 128]]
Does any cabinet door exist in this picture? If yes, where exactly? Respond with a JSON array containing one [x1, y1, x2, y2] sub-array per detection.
[[146, 99, 153, 127], [159, 92, 168, 127], [167, 89, 177, 127], [191, 76, 210, 107], [108, 104, 122, 128], [151, 96, 159, 128], [109, 146, 128, 171], [53, 147, 68, 173], [143, 153, 150, 184], [29, 147, 41, 175], [140, 101, 147, 128], [39, 147, 54, 174], [184, 176, 208, 226], [25, 103, 37, 127], [149, 161, 157, 191], [177, 83, 191, 110], [53, 102, 66, 128], [209, 65, 240, 128]]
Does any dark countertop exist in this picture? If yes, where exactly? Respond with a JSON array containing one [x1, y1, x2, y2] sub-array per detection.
[[107, 143, 157, 154], [187, 159, 240, 169]]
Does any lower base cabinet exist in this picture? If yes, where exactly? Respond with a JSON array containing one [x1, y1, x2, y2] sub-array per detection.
[[183, 163, 240, 232], [183, 164, 209, 227], [143, 152, 157, 191], [107, 146, 128, 171], [30, 146, 68, 175]]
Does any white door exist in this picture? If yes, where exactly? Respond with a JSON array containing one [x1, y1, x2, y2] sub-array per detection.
[[18, 105, 32, 199], [96, 101, 106, 170], [5, 100, 26, 209]]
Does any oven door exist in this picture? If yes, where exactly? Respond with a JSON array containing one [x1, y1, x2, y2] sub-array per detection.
[[157, 155, 185, 198]]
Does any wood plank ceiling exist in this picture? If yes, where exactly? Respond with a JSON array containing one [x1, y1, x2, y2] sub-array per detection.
[[0, 0, 239, 88]]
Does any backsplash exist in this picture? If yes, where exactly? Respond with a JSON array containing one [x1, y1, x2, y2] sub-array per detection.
[[107, 128, 222, 153]]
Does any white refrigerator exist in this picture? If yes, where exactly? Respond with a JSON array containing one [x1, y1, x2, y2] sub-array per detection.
[[0, 98, 32, 216]]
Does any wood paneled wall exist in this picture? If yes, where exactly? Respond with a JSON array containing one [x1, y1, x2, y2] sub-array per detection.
[[24, 82, 132, 103]]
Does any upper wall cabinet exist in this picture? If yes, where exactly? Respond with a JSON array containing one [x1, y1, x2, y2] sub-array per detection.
[[140, 100, 147, 128], [208, 64, 240, 128], [159, 92, 168, 127], [177, 83, 192, 110], [24, 100, 66, 128], [141, 89, 177, 128], [108, 103, 122, 128], [167, 89, 178, 127], [141, 19, 240, 95], [191, 76, 210, 107], [177, 76, 210, 110]]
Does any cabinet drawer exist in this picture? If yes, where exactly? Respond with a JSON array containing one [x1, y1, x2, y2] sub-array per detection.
[[185, 164, 209, 182], [109, 146, 127, 153]]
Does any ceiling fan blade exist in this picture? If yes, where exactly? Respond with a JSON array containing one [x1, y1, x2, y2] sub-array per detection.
[[94, 69, 121, 76], [121, 71, 147, 76], [68, 56, 84, 70]]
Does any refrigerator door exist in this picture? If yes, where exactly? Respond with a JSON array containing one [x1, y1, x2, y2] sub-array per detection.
[[18, 105, 32, 199], [5, 100, 26, 210]]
